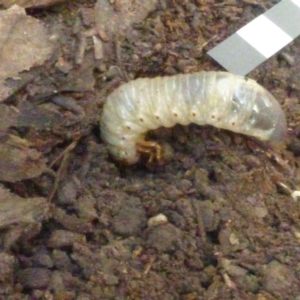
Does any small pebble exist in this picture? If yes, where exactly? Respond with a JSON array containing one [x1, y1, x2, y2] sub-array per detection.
[[18, 268, 51, 289], [48, 230, 86, 248], [147, 213, 168, 227], [146, 223, 183, 253]]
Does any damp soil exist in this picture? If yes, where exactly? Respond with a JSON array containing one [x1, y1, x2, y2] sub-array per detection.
[[1, 0, 300, 299]]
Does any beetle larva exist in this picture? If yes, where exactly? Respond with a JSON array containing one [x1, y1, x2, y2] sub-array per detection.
[[100, 71, 287, 164]]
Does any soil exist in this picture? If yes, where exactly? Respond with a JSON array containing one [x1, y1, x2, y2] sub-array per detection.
[[1, 0, 300, 299]]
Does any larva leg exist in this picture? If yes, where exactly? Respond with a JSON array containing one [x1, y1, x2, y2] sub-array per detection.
[[136, 141, 163, 164]]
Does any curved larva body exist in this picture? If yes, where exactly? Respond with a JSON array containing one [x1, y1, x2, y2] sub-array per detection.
[[100, 71, 287, 164]]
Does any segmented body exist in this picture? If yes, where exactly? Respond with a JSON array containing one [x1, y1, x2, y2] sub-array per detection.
[[100, 71, 287, 164]]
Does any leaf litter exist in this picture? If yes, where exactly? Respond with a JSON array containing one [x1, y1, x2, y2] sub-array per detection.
[[0, 5, 54, 102]]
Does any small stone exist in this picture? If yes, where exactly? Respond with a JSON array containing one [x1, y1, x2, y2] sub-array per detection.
[[147, 213, 168, 227], [146, 223, 183, 253], [103, 273, 119, 285], [48, 230, 86, 248], [76, 294, 92, 300], [56, 179, 78, 205], [112, 206, 147, 236], [262, 260, 296, 293], [93, 36, 104, 60], [32, 250, 53, 268], [18, 268, 51, 289], [76, 194, 98, 221], [55, 57, 73, 74], [197, 200, 219, 232], [52, 250, 73, 271], [0, 253, 16, 282], [194, 168, 210, 195]]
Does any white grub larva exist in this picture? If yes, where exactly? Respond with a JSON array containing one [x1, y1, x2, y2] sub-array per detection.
[[100, 71, 287, 164]]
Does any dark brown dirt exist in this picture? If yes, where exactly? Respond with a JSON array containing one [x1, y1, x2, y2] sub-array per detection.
[[1, 0, 300, 299]]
